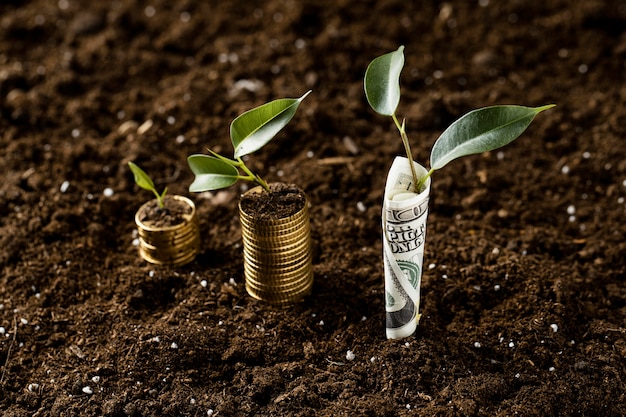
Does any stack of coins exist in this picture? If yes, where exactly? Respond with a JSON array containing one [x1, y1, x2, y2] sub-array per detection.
[[239, 200, 313, 305], [135, 196, 200, 266]]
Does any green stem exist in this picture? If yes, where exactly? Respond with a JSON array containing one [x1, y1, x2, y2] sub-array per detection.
[[391, 114, 420, 191], [237, 158, 270, 192], [415, 168, 435, 193]]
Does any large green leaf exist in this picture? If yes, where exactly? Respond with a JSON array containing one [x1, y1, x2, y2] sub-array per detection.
[[231, 91, 311, 159], [430, 104, 556, 170], [128, 161, 155, 192], [364, 45, 404, 116], [187, 154, 239, 192]]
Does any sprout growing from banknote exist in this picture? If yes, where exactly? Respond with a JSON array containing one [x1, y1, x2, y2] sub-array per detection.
[[364, 45, 555, 192], [364, 46, 554, 339], [187, 91, 311, 193]]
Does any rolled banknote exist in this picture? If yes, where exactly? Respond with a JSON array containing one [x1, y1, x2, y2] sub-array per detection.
[[382, 156, 431, 339]]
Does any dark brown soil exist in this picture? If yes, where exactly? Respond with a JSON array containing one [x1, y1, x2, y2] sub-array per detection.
[[1, 1, 626, 416], [137, 195, 193, 228], [240, 182, 306, 220]]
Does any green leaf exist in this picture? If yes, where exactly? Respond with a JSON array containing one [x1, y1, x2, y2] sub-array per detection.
[[231, 91, 311, 159], [128, 161, 156, 192], [187, 154, 240, 192], [430, 104, 556, 170], [364, 45, 404, 116]]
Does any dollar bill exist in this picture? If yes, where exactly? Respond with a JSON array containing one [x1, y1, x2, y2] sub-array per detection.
[[382, 156, 431, 339]]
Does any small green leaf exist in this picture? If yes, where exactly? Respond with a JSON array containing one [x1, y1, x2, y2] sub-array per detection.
[[187, 154, 240, 192], [231, 91, 311, 159], [364, 45, 404, 116], [128, 161, 156, 192], [430, 104, 556, 170]]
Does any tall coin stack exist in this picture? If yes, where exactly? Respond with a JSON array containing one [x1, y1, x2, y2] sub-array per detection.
[[239, 197, 313, 305]]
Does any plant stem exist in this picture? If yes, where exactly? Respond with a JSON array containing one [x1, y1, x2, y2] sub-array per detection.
[[391, 114, 420, 191], [237, 158, 270, 192], [153, 190, 164, 208], [415, 167, 435, 193]]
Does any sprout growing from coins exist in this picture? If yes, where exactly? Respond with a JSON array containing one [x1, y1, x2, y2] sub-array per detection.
[[364, 46, 555, 339], [128, 161, 168, 209], [187, 91, 311, 193]]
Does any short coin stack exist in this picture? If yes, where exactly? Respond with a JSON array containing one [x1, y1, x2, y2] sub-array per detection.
[[135, 196, 200, 266]]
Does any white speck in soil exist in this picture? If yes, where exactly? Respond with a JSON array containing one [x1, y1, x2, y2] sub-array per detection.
[[0, 327, 5, 335], [567, 205, 576, 215], [568, 215, 576, 222], [170, 342, 178, 349], [103, 188, 114, 197], [474, 342, 481, 348], [207, 410, 214, 416], [561, 165, 570, 174], [318, 320, 324, 326], [346, 350, 355, 361], [176, 135, 185, 144], [200, 280, 207, 288], [550, 323, 559, 332], [60, 181, 70, 193], [132, 238, 139, 246], [306, 150, 314, 158], [494, 284, 501, 291], [549, 366, 556, 372], [428, 263, 436, 270], [28, 383, 39, 392], [82, 386, 93, 395], [492, 247, 500, 255], [20, 318, 28, 325], [92, 376, 100, 383], [229, 277, 237, 286], [137, 119, 153, 135], [356, 201, 366, 212], [149, 270, 155, 278], [509, 341, 515, 348]]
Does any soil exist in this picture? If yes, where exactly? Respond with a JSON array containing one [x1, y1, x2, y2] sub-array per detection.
[[137, 196, 194, 228], [1, 1, 625, 416], [240, 183, 306, 220]]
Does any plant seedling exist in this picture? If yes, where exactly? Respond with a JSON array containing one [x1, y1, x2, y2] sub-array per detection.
[[364, 45, 555, 192], [128, 161, 167, 209], [188, 91, 311, 193]]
